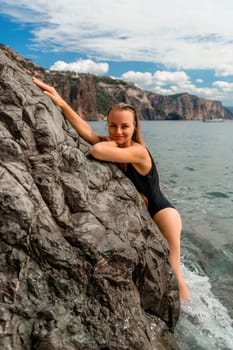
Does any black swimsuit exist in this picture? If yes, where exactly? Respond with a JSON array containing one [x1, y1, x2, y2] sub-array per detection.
[[125, 151, 174, 218]]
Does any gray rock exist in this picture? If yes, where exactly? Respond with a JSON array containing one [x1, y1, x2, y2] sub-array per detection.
[[0, 48, 180, 349]]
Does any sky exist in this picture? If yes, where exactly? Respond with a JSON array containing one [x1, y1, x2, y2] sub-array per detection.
[[1, 0, 233, 106]]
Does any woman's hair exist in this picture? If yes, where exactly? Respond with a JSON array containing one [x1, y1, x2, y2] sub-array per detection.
[[107, 103, 145, 145]]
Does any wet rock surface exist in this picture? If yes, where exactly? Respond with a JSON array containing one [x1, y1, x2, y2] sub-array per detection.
[[0, 48, 180, 349]]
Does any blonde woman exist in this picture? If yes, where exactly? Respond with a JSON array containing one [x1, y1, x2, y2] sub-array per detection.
[[32, 77, 189, 300]]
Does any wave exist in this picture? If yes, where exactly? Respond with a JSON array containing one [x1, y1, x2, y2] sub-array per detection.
[[184, 166, 195, 171], [175, 265, 233, 350], [205, 191, 229, 199]]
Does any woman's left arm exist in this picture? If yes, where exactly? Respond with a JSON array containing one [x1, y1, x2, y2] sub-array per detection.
[[90, 141, 148, 164]]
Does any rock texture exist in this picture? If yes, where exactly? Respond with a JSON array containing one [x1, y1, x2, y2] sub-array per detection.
[[0, 48, 181, 349], [1, 44, 232, 121]]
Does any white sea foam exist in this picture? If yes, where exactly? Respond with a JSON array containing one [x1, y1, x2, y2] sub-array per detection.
[[175, 265, 233, 350]]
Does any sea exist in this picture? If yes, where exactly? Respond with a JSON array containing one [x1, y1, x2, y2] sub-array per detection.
[[89, 120, 233, 350]]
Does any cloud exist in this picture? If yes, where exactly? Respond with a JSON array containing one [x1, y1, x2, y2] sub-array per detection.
[[121, 70, 191, 91], [215, 64, 233, 77], [121, 71, 154, 87], [50, 59, 109, 75], [154, 71, 190, 85], [213, 81, 233, 92], [2, 0, 233, 74], [2, 0, 233, 104], [121, 69, 233, 104]]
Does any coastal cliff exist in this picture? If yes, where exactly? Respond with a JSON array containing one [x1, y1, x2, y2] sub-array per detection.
[[1, 44, 232, 121], [0, 47, 181, 349]]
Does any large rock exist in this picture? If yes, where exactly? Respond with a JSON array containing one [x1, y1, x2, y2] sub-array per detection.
[[0, 48, 180, 349]]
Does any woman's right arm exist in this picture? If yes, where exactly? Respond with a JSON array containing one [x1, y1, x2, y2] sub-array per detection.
[[32, 77, 100, 145]]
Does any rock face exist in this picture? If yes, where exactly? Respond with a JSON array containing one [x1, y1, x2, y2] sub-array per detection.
[[0, 48, 180, 349]]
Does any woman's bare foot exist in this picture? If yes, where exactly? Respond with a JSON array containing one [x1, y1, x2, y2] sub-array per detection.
[[179, 279, 189, 301]]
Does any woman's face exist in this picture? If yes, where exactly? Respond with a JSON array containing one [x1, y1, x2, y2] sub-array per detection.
[[108, 109, 136, 147]]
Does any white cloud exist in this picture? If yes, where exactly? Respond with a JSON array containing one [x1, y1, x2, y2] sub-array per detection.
[[121, 70, 191, 91], [215, 64, 233, 77], [153, 71, 190, 85], [2, 0, 233, 74], [121, 71, 153, 87], [121, 69, 233, 104], [50, 59, 109, 75], [213, 81, 233, 92], [2, 0, 233, 104]]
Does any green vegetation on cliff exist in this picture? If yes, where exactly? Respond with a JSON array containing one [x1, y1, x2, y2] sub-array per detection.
[[95, 85, 118, 115]]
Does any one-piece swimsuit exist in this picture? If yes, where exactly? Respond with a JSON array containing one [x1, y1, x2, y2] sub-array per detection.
[[125, 150, 174, 218]]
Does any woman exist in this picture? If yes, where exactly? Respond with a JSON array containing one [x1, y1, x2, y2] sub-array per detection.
[[32, 77, 189, 300]]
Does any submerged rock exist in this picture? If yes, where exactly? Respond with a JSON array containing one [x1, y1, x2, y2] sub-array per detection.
[[0, 48, 180, 349]]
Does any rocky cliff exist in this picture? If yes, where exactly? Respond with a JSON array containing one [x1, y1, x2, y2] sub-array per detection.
[[1, 44, 232, 121], [0, 47, 181, 349]]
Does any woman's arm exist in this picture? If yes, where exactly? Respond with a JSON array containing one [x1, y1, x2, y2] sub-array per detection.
[[32, 77, 100, 145], [90, 141, 151, 173]]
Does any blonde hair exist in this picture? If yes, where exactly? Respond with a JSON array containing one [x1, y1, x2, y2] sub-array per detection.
[[107, 103, 145, 145]]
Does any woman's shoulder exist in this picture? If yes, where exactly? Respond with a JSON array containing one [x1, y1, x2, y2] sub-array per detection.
[[131, 141, 147, 150], [130, 143, 152, 174], [131, 142, 150, 156]]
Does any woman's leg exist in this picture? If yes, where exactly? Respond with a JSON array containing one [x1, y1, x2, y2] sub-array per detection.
[[153, 207, 189, 300]]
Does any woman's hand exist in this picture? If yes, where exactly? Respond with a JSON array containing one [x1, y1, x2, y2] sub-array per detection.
[[32, 77, 100, 144], [32, 77, 66, 108]]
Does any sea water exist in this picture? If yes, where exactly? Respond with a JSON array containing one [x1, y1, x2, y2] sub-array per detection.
[[89, 120, 233, 350]]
